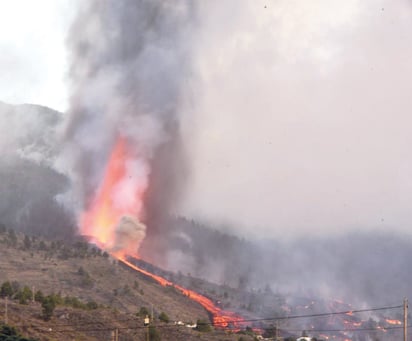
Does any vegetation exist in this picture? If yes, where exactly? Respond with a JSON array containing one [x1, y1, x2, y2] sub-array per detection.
[[0, 279, 100, 322], [0, 324, 39, 341], [148, 326, 161, 341], [138, 306, 150, 317], [0, 281, 13, 298], [196, 319, 212, 332], [158, 311, 170, 323], [41, 295, 56, 321], [0, 229, 219, 340], [15, 286, 32, 305]]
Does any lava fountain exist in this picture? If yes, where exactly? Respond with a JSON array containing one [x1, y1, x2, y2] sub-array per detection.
[[80, 136, 147, 254], [80, 136, 245, 329]]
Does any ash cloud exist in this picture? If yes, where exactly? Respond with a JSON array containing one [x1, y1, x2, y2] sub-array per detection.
[[111, 215, 146, 255], [180, 0, 412, 239], [61, 0, 412, 309], [158, 0, 412, 309], [64, 1, 196, 258]]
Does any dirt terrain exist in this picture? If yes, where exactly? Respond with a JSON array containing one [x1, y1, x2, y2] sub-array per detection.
[[0, 231, 257, 340]]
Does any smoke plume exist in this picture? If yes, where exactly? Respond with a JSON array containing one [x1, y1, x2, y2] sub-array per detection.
[[64, 1, 196, 257], [61, 0, 412, 310]]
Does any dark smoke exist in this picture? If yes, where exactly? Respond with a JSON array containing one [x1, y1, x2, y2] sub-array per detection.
[[64, 0, 197, 261]]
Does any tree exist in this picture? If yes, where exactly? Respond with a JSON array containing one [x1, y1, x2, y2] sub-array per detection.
[[196, 319, 212, 332], [7, 229, 17, 247], [138, 306, 149, 317], [148, 326, 161, 341], [38, 240, 47, 251], [16, 286, 32, 304], [11, 281, 20, 294], [23, 235, 31, 250], [41, 295, 56, 321], [34, 290, 44, 303], [263, 324, 277, 338], [86, 300, 98, 310], [0, 324, 38, 341], [158, 312, 169, 323], [77, 266, 87, 276], [0, 281, 13, 298]]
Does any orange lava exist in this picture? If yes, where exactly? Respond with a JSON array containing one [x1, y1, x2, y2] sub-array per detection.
[[80, 137, 146, 249], [119, 256, 245, 329], [386, 319, 402, 325]]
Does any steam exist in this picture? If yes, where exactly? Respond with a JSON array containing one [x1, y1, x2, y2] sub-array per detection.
[[64, 1, 195, 256]]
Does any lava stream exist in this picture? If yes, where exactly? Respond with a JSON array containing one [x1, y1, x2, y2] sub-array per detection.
[[118, 255, 245, 329]]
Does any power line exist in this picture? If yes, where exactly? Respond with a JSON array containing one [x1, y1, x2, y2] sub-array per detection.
[[43, 322, 408, 335], [40, 303, 404, 330], [21, 303, 404, 334], [210, 303, 403, 326]]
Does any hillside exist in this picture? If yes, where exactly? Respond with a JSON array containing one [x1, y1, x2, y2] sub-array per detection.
[[0, 102, 74, 239], [0, 229, 258, 341]]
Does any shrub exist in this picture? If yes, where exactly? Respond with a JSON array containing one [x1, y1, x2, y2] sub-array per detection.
[[158, 312, 169, 323], [86, 300, 98, 310], [196, 319, 212, 332], [77, 266, 87, 276], [148, 326, 161, 341], [138, 306, 149, 317], [0, 281, 13, 298], [23, 235, 32, 250], [16, 286, 32, 304], [0, 324, 39, 340], [34, 290, 44, 303], [41, 295, 56, 321]]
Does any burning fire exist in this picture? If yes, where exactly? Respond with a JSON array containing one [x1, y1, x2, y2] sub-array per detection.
[[80, 136, 246, 329]]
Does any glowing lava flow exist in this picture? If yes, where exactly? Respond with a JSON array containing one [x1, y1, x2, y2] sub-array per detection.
[[386, 319, 402, 325], [119, 256, 245, 329]]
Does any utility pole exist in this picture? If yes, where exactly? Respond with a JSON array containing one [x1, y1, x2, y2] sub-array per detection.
[[275, 320, 279, 340], [144, 315, 150, 341], [32, 286, 35, 303], [404, 298, 408, 341], [5, 296, 8, 324], [111, 328, 118, 341]]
